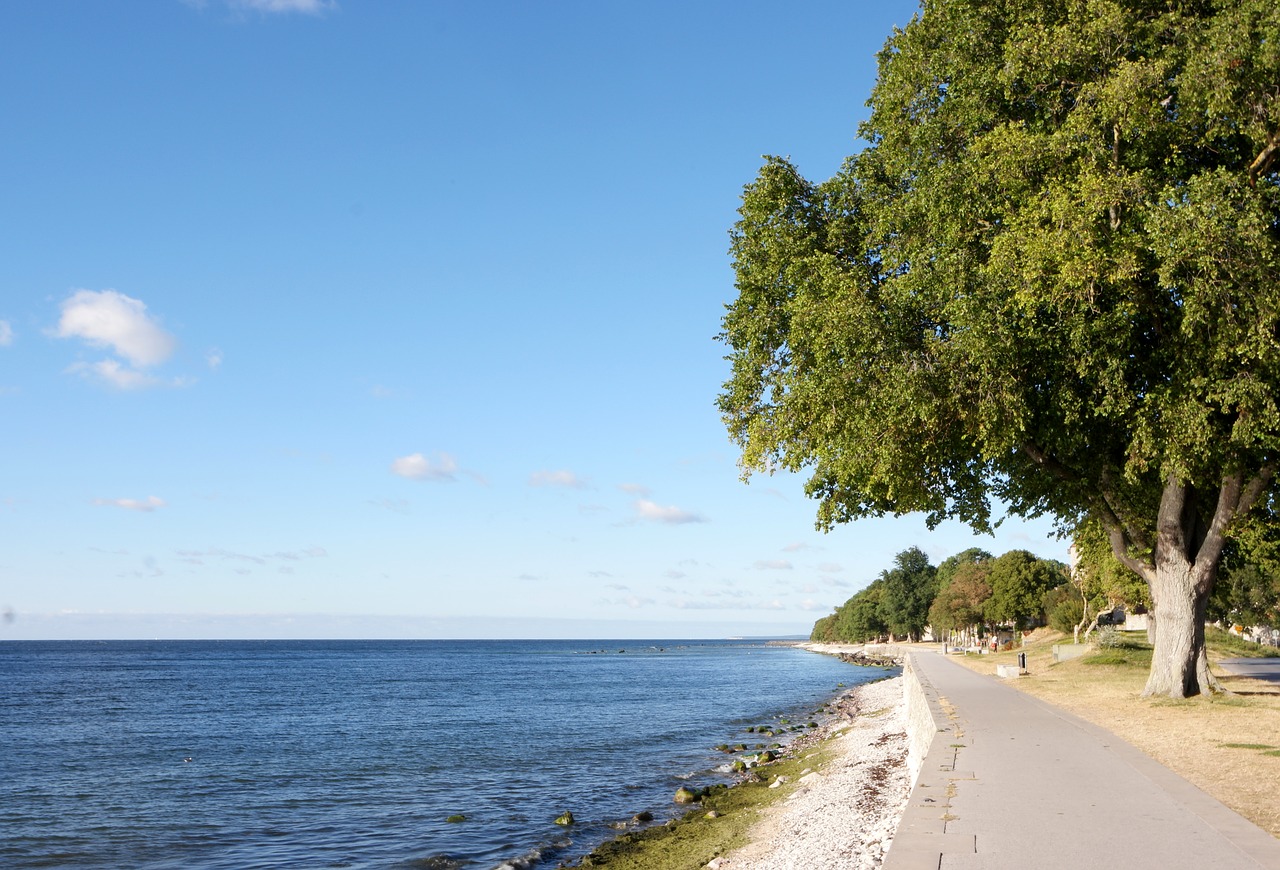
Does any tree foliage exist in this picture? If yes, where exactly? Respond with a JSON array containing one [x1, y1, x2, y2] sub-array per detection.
[[721, 0, 1280, 697], [815, 546, 1063, 642], [1069, 515, 1151, 633], [877, 546, 938, 641], [928, 559, 993, 634], [983, 550, 1068, 630], [811, 578, 888, 643]]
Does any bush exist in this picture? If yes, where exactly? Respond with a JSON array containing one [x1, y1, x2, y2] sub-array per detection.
[[1096, 626, 1122, 649], [1043, 585, 1082, 634]]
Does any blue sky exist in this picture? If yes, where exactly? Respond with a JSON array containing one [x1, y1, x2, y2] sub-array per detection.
[[1, 0, 1066, 640]]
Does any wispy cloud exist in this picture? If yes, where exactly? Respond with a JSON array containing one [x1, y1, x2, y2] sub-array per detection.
[[206, 348, 223, 370], [92, 496, 166, 512], [600, 594, 655, 609], [68, 359, 165, 390], [670, 597, 786, 611], [529, 469, 589, 489], [817, 562, 844, 573], [174, 546, 327, 566], [368, 498, 410, 514], [227, 0, 335, 14], [0, 320, 12, 346], [633, 499, 706, 525], [618, 483, 651, 497], [754, 559, 793, 570], [390, 452, 457, 481]]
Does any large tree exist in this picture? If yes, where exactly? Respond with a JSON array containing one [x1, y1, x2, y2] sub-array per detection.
[[878, 546, 939, 641], [719, 0, 1280, 697], [929, 558, 994, 636], [983, 550, 1067, 630]]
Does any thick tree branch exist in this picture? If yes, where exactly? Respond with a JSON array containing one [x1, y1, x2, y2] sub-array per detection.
[[1021, 441, 1155, 580], [1102, 517, 1156, 583], [1194, 471, 1242, 580], [1155, 474, 1190, 560], [1020, 441, 1079, 485], [1193, 463, 1275, 591], [1235, 462, 1276, 518], [1248, 128, 1280, 186], [1099, 466, 1153, 553]]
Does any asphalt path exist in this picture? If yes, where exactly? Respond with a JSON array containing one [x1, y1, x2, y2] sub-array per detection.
[[1218, 657, 1280, 684], [886, 652, 1280, 869]]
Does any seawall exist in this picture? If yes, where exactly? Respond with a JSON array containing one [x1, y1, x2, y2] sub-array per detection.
[[861, 644, 940, 783]]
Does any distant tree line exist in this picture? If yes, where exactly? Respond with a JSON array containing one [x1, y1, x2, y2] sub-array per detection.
[[813, 533, 1280, 645], [812, 546, 1069, 644]]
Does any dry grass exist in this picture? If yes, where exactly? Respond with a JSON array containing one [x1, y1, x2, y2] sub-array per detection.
[[938, 630, 1280, 839]]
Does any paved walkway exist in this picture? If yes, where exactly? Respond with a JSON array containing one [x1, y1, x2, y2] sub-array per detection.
[[1219, 657, 1280, 685], [885, 652, 1280, 869]]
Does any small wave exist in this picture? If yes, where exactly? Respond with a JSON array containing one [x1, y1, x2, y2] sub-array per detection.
[[400, 855, 464, 870], [492, 838, 568, 870]]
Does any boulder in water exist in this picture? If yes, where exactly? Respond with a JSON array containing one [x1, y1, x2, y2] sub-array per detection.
[[673, 786, 701, 804]]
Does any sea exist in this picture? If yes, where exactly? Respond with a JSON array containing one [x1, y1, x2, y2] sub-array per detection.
[[0, 639, 887, 869]]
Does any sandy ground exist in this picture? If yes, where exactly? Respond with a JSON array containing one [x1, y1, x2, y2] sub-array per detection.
[[711, 676, 911, 870]]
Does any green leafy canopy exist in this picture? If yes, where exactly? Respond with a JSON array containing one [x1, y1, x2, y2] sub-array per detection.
[[720, 0, 1280, 546]]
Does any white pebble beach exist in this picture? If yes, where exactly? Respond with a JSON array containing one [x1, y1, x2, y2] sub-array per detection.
[[712, 674, 911, 870]]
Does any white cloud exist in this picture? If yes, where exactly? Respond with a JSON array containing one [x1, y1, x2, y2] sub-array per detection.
[[206, 348, 223, 370], [229, 0, 335, 13], [56, 289, 176, 367], [67, 359, 162, 390], [618, 482, 651, 497], [817, 562, 844, 573], [530, 469, 589, 489], [0, 320, 12, 346], [92, 495, 166, 512], [783, 542, 815, 553], [390, 452, 457, 481], [175, 546, 325, 564], [670, 597, 787, 612], [265, 547, 327, 560], [754, 559, 793, 571], [633, 499, 706, 525]]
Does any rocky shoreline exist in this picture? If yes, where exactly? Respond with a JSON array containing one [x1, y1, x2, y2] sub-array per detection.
[[714, 675, 911, 870]]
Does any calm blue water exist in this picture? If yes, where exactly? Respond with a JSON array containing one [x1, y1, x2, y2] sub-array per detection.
[[1, 639, 881, 869]]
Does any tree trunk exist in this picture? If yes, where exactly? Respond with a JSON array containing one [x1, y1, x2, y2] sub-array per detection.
[[1142, 557, 1206, 698], [1139, 475, 1235, 698]]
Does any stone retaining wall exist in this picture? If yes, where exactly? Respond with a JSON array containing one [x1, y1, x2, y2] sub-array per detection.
[[860, 645, 940, 784], [901, 655, 937, 782]]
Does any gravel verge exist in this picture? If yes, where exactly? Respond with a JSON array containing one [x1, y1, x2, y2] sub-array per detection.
[[710, 676, 911, 870]]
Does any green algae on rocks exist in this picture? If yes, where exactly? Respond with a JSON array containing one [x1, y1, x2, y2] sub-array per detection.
[[560, 739, 840, 869]]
